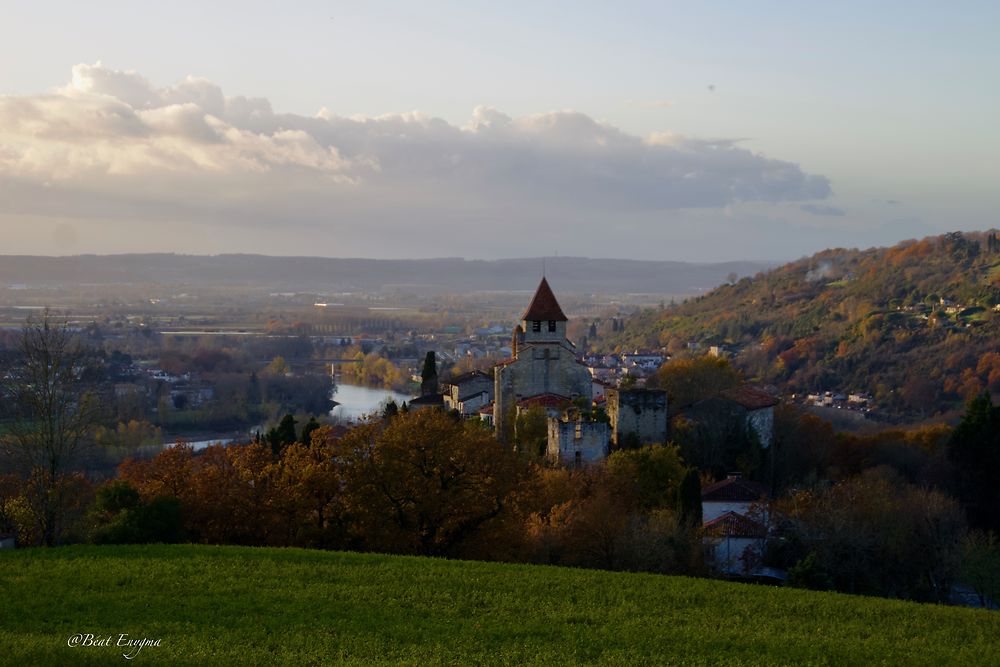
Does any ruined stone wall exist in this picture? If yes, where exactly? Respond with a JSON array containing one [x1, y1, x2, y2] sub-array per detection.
[[546, 418, 609, 466], [607, 388, 668, 447]]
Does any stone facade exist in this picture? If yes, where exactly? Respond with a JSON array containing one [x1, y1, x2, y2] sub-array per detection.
[[607, 388, 668, 447], [745, 406, 774, 449], [546, 418, 609, 466], [494, 278, 592, 441], [443, 371, 494, 416]]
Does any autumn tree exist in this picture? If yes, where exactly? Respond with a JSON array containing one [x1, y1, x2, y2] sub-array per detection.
[[775, 469, 966, 601], [334, 409, 524, 557], [647, 356, 741, 413], [0, 313, 103, 545], [606, 444, 686, 511], [269, 425, 348, 548]]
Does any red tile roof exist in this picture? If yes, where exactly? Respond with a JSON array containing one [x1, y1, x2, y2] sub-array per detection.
[[517, 393, 570, 409], [719, 385, 779, 410], [521, 277, 568, 322], [701, 476, 769, 502], [704, 511, 767, 538]]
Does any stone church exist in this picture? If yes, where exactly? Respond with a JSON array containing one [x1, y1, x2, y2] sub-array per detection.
[[493, 277, 593, 441], [493, 277, 669, 465]]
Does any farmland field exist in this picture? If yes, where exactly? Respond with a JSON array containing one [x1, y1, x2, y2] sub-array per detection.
[[1, 544, 998, 665]]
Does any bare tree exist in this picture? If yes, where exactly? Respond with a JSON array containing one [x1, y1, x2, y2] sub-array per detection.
[[1, 312, 101, 545]]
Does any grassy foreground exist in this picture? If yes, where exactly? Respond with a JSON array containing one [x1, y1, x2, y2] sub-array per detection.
[[1, 545, 998, 666]]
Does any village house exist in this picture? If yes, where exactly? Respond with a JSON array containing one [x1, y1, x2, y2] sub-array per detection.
[[701, 474, 770, 575], [442, 370, 494, 416], [701, 474, 769, 523]]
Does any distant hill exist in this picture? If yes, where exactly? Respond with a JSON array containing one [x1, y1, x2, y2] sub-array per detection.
[[617, 231, 1000, 420], [2, 544, 996, 665], [0, 254, 772, 296]]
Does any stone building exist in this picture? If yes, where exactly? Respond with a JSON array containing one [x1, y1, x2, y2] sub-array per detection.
[[717, 385, 778, 449], [443, 370, 494, 416], [493, 278, 592, 441], [606, 388, 668, 448], [546, 417, 609, 467]]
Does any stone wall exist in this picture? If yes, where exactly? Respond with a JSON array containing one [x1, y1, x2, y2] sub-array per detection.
[[546, 418, 609, 466], [494, 342, 591, 441], [607, 388, 668, 447]]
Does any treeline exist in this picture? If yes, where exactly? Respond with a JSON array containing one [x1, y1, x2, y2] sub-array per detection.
[[3, 399, 999, 606]]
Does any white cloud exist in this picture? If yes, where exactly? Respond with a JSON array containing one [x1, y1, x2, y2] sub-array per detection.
[[0, 63, 834, 257]]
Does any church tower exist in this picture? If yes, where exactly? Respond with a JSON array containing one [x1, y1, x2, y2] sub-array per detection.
[[493, 277, 592, 441], [515, 277, 570, 349]]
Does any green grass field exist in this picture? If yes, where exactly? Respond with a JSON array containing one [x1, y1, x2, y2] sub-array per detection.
[[1, 545, 998, 666]]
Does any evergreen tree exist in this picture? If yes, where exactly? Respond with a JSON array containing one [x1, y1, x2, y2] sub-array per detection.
[[421, 351, 438, 396], [678, 468, 703, 527], [948, 392, 1000, 531], [383, 400, 399, 420], [300, 415, 320, 445], [266, 413, 298, 456]]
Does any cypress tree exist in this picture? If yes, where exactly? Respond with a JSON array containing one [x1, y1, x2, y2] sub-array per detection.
[[678, 468, 703, 527]]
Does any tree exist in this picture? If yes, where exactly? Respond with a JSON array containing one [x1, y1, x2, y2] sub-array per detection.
[[606, 444, 686, 511], [948, 392, 1000, 531], [420, 351, 438, 396], [334, 409, 524, 556], [962, 531, 1000, 608], [266, 414, 298, 456], [514, 405, 549, 457], [300, 416, 321, 446], [0, 313, 102, 545], [677, 468, 702, 527], [647, 356, 741, 413]]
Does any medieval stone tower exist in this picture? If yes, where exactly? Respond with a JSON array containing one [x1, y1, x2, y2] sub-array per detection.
[[493, 277, 592, 441]]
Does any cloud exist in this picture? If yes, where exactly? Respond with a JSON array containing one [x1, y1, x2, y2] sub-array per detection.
[[0, 63, 834, 257], [800, 203, 845, 217]]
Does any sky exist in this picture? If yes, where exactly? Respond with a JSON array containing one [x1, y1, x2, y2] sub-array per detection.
[[1, 0, 997, 261]]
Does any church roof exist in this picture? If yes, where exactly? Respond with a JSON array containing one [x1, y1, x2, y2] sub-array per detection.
[[521, 277, 567, 322]]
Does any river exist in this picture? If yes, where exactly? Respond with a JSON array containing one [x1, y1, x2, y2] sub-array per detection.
[[330, 383, 413, 422]]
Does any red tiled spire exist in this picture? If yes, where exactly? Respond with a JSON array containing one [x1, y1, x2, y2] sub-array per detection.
[[521, 277, 567, 321]]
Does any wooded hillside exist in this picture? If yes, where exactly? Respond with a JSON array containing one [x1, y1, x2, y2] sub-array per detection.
[[616, 231, 1000, 420]]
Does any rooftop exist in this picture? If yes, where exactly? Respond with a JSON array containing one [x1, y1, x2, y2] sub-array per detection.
[[701, 475, 769, 502], [719, 385, 779, 410], [703, 511, 767, 538], [521, 277, 568, 322]]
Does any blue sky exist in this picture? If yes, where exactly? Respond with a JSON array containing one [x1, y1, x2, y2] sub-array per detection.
[[1, 1, 997, 260]]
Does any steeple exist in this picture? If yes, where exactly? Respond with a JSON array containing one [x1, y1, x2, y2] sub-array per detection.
[[521, 277, 567, 322]]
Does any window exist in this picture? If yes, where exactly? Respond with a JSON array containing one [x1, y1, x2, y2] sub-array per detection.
[[574, 451, 582, 468], [531, 320, 541, 332], [548, 320, 557, 332]]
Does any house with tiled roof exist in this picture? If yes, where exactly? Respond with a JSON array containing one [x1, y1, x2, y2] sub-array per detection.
[[701, 474, 769, 522], [676, 384, 779, 452], [703, 510, 768, 575]]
